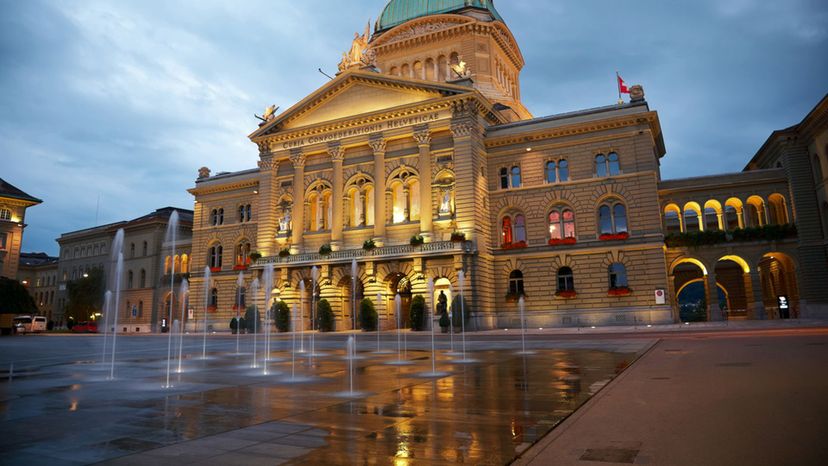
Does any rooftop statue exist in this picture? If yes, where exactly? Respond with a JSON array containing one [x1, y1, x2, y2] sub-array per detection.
[[255, 105, 279, 125], [338, 22, 376, 72]]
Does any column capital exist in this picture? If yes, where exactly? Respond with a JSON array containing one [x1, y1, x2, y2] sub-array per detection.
[[328, 144, 346, 162], [257, 157, 278, 172], [413, 127, 432, 146], [289, 149, 306, 168], [368, 137, 387, 154]]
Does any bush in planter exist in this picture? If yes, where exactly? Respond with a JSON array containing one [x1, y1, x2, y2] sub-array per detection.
[[450, 231, 466, 242], [237, 317, 246, 334], [230, 317, 239, 334], [439, 311, 450, 332], [319, 244, 333, 256], [359, 298, 378, 331], [317, 299, 335, 332], [363, 239, 376, 251], [410, 235, 425, 246], [450, 295, 469, 329], [249, 251, 262, 262], [278, 248, 291, 258], [273, 300, 290, 332], [409, 295, 426, 331], [244, 306, 261, 333]]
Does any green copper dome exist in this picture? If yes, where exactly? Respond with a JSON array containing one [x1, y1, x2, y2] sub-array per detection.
[[376, 0, 503, 33]]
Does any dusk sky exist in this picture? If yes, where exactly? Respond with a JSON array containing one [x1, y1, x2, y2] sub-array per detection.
[[2, 0, 826, 255]]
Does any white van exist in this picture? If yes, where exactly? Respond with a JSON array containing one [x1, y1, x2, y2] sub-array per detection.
[[13, 316, 47, 334]]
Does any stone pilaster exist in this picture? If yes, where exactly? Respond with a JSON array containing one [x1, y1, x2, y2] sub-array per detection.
[[706, 271, 722, 321], [290, 149, 306, 254], [369, 137, 387, 245], [329, 144, 345, 251], [256, 153, 278, 257], [745, 271, 766, 320], [414, 127, 433, 241]]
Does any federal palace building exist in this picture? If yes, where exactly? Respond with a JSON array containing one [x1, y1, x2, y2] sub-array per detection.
[[186, 0, 828, 331]]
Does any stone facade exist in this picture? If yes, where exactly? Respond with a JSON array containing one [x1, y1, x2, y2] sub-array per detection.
[[17, 253, 59, 322], [186, 5, 827, 331], [0, 178, 41, 280]]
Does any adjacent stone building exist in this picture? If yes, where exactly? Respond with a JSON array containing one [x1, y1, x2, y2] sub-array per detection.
[[55, 208, 192, 331], [187, 1, 827, 331], [0, 178, 41, 280], [17, 252, 59, 322]]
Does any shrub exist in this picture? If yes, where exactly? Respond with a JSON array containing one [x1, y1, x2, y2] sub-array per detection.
[[450, 231, 466, 242], [237, 317, 246, 333], [319, 244, 333, 256], [359, 298, 378, 331], [273, 300, 290, 332], [439, 311, 450, 329], [362, 239, 376, 251], [409, 295, 426, 331], [451, 295, 469, 328], [279, 248, 291, 258], [249, 251, 262, 262], [317, 299, 335, 332], [244, 306, 261, 333], [410, 235, 425, 246], [230, 317, 238, 332]]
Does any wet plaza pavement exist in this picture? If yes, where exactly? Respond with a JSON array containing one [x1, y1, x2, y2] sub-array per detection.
[[0, 334, 651, 465]]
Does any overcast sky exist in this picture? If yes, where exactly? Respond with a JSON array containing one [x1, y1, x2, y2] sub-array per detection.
[[2, 0, 826, 255]]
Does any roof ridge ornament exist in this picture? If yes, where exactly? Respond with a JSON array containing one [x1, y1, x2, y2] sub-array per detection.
[[338, 21, 377, 73]]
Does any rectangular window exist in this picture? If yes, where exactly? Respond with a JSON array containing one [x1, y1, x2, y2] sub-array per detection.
[[0, 232, 7, 250]]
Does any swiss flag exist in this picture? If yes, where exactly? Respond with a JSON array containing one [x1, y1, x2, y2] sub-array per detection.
[[618, 74, 630, 94]]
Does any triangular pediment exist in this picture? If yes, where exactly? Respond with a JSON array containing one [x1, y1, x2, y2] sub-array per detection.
[[250, 71, 474, 139]]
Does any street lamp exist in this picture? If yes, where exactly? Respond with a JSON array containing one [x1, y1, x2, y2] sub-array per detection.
[[83, 273, 89, 278]]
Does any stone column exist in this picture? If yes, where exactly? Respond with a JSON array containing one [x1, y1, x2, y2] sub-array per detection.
[[369, 137, 387, 245], [329, 145, 345, 251], [290, 149, 305, 254], [414, 128, 433, 241], [706, 271, 722, 321], [745, 271, 766, 320]]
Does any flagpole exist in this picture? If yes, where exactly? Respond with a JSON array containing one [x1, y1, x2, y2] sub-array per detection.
[[616, 71, 622, 104]]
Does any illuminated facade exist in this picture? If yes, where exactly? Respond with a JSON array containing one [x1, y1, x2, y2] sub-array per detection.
[[188, 2, 828, 330], [0, 178, 41, 280]]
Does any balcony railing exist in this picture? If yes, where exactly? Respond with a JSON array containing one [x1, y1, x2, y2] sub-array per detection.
[[254, 240, 474, 267]]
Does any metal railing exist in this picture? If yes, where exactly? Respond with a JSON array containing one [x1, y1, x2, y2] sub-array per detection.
[[255, 240, 474, 267]]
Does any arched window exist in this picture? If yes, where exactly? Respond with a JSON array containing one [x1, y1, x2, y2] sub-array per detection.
[[181, 254, 189, 273], [238, 286, 246, 308], [246, 204, 252, 222], [425, 58, 435, 80], [815, 154, 824, 184], [127, 271, 133, 289], [409, 180, 420, 221], [545, 161, 557, 183], [510, 166, 522, 188], [664, 205, 682, 234], [211, 209, 218, 226], [437, 55, 448, 81], [142, 241, 148, 256], [514, 215, 527, 243], [683, 205, 701, 231], [210, 288, 218, 307], [130, 243, 135, 258], [558, 159, 569, 182], [501, 216, 513, 246], [768, 194, 788, 225], [392, 182, 406, 224], [140, 269, 146, 288], [164, 256, 172, 274], [608, 263, 628, 288], [704, 207, 719, 230], [173, 255, 181, 274], [508, 270, 525, 296], [500, 168, 509, 189], [218, 208, 224, 225], [138, 301, 143, 318], [235, 241, 251, 266], [401, 63, 410, 77], [209, 244, 223, 269], [548, 207, 576, 240], [0, 208, 11, 221], [595, 154, 607, 177], [557, 267, 574, 292], [365, 186, 375, 226], [725, 199, 744, 230], [746, 196, 766, 227], [413, 60, 423, 79], [238, 205, 245, 222], [599, 201, 628, 235], [608, 152, 620, 176]]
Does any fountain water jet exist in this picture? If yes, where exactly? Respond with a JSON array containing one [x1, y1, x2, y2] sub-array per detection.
[[452, 270, 477, 364], [351, 259, 358, 345], [261, 264, 274, 375], [164, 210, 180, 389], [108, 229, 125, 380], [201, 266, 211, 359], [250, 278, 260, 369], [517, 296, 535, 355], [386, 294, 413, 366], [101, 291, 112, 365], [176, 279, 189, 373], [235, 271, 245, 355], [298, 280, 306, 353], [416, 278, 449, 378]]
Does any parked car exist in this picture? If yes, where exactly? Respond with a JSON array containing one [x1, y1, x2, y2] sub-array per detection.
[[71, 321, 99, 333], [13, 316, 47, 334]]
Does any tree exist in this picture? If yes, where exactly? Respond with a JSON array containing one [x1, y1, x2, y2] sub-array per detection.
[[317, 299, 335, 332], [451, 295, 469, 329], [244, 306, 261, 333], [0, 277, 36, 314], [409, 295, 426, 331], [65, 268, 105, 322], [273, 300, 291, 332], [359, 298, 378, 331]]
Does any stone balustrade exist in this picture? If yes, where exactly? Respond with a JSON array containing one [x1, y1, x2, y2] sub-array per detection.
[[254, 240, 473, 267]]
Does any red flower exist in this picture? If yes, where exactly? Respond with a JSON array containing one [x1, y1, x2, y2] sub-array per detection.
[[608, 287, 632, 297], [555, 290, 577, 299], [548, 237, 577, 246], [599, 232, 630, 241], [233, 265, 248, 271], [207, 305, 217, 312], [210, 267, 222, 273], [502, 241, 528, 250]]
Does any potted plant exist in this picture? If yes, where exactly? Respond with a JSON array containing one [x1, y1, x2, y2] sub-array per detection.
[[608, 287, 632, 297], [278, 248, 291, 258], [319, 244, 333, 256], [249, 251, 262, 262], [410, 235, 425, 247], [439, 311, 450, 333], [555, 290, 577, 299], [450, 231, 466, 242], [409, 295, 426, 331], [451, 295, 468, 331], [233, 264, 248, 271], [210, 266, 222, 273], [237, 317, 246, 334], [273, 300, 290, 332], [244, 306, 260, 333], [359, 298, 378, 331], [363, 239, 376, 251], [548, 237, 577, 246], [599, 232, 630, 241], [230, 317, 239, 334], [317, 299, 335, 332], [502, 241, 528, 250], [505, 291, 523, 303]]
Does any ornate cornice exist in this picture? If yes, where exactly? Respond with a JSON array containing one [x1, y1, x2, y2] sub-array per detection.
[[188, 179, 259, 197]]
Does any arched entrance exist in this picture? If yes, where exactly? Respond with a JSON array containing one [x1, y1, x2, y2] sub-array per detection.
[[759, 253, 799, 318], [715, 256, 750, 319], [339, 276, 364, 331], [433, 277, 453, 316], [387, 273, 412, 329], [672, 259, 711, 322]]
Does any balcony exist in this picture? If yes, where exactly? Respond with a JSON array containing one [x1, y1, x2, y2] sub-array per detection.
[[254, 241, 474, 267]]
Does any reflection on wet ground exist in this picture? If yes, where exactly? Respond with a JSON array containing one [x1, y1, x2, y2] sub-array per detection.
[[0, 336, 647, 465]]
